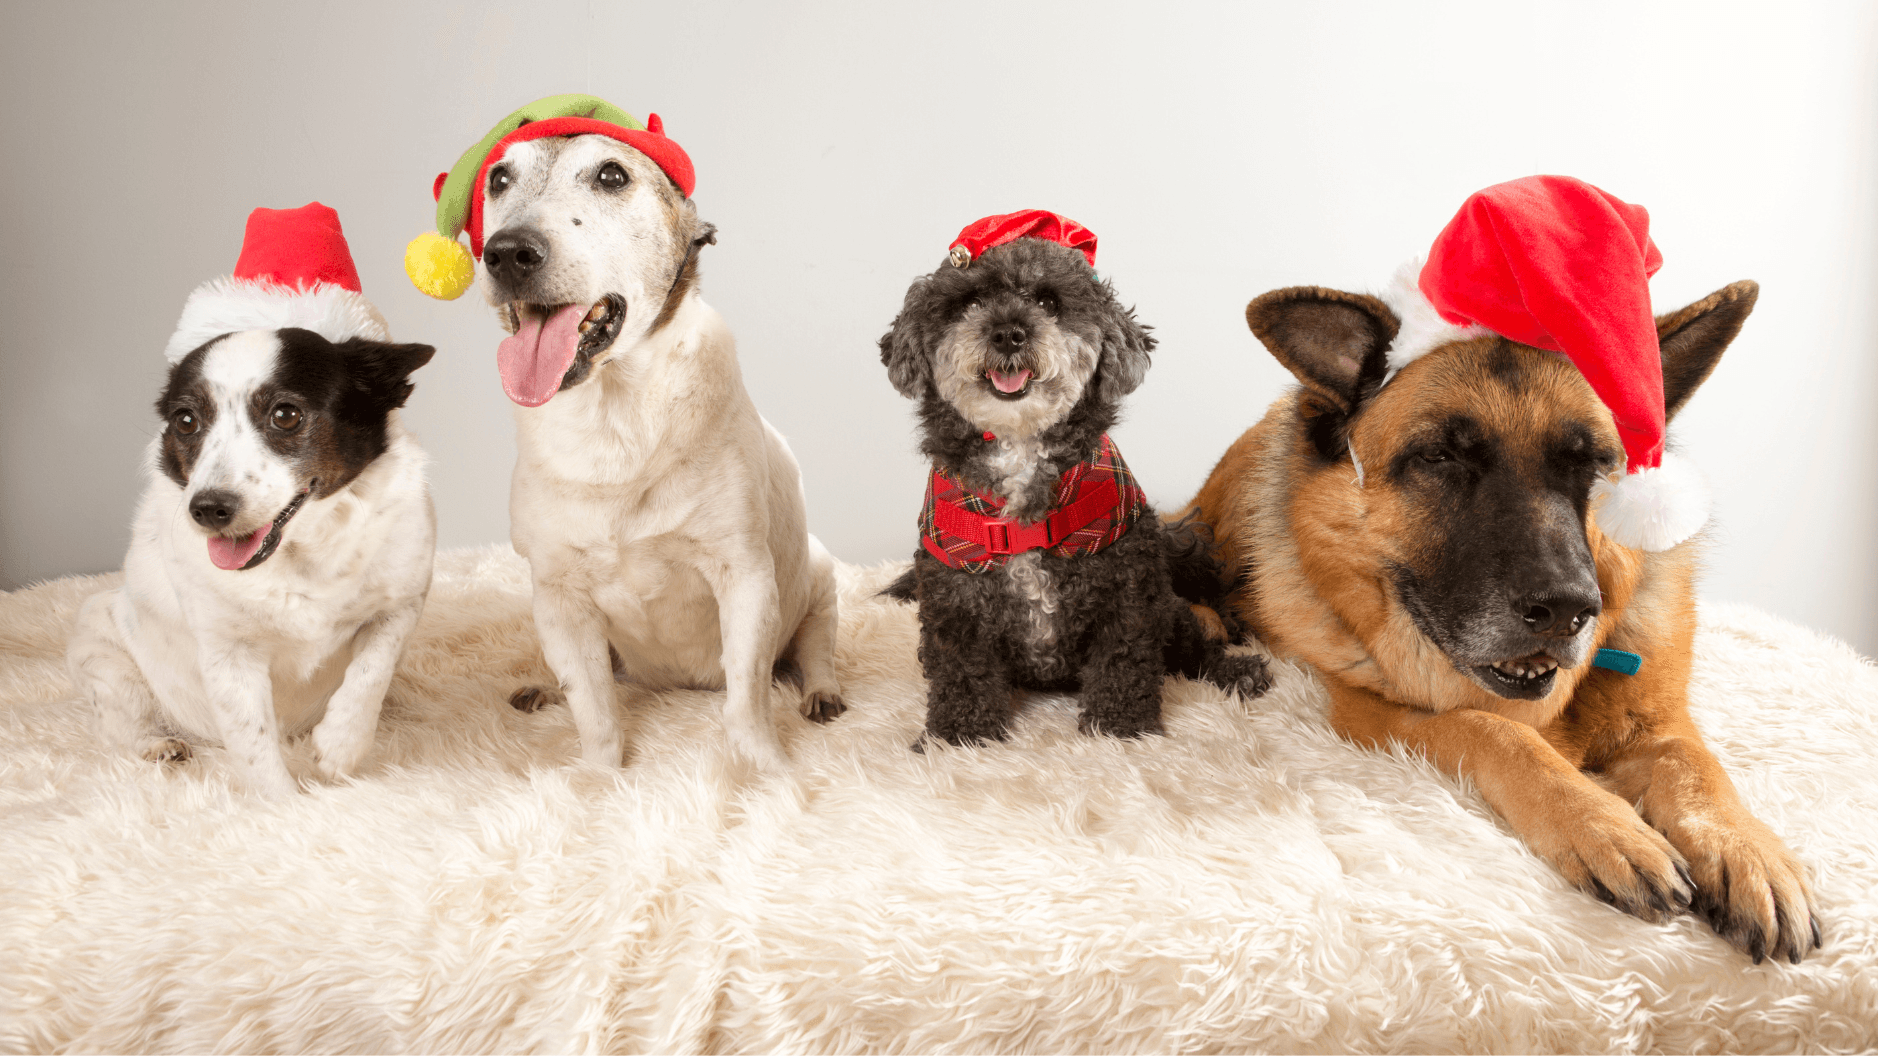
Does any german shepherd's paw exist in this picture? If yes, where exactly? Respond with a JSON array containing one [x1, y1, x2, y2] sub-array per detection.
[[1673, 820, 1820, 964], [1531, 789, 1693, 925], [1206, 652, 1274, 700], [509, 685, 565, 713]]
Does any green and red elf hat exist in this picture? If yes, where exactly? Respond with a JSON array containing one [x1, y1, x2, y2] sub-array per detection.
[[1378, 174, 1703, 552], [405, 93, 695, 300], [947, 209, 1097, 268]]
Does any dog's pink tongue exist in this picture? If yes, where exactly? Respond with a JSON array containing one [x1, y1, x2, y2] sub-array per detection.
[[207, 526, 267, 571], [498, 304, 588, 407], [989, 368, 1033, 394]]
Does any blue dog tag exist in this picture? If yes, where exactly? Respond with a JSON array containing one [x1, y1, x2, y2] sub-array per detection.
[[1593, 648, 1643, 676]]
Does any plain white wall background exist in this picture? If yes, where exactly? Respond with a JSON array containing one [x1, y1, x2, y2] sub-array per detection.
[[2, 1, 1874, 656]]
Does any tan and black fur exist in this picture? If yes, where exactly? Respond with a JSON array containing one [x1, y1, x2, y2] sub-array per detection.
[[1185, 281, 1820, 963]]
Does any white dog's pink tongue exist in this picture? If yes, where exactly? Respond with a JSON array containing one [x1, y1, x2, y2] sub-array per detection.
[[498, 304, 589, 407], [988, 368, 1033, 394], [207, 526, 267, 571]]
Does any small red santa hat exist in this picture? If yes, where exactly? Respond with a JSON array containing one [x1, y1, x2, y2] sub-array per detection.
[[948, 209, 1097, 268], [1376, 175, 1706, 552], [165, 202, 389, 362]]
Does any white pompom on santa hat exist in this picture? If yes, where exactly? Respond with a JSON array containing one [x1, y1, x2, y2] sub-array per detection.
[[164, 202, 389, 362], [1375, 174, 1708, 553]]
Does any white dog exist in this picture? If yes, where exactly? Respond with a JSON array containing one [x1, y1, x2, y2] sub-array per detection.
[[67, 217, 437, 796], [474, 124, 843, 771]]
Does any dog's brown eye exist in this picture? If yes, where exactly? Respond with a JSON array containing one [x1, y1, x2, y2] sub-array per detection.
[[1419, 449, 1452, 465], [271, 404, 302, 431], [1035, 292, 1058, 314], [596, 161, 628, 190], [173, 410, 198, 435], [488, 166, 512, 197]]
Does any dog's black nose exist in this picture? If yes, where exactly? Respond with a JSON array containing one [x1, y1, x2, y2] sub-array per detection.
[[990, 324, 1028, 351], [189, 489, 240, 531], [1517, 590, 1600, 638], [483, 228, 549, 283]]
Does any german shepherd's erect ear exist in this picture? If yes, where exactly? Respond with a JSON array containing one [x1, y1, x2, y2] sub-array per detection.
[[1245, 287, 1399, 460], [1656, 280, 1758, 422]]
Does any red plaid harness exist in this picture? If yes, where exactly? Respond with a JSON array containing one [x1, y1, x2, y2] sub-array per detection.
[[919, 433, 1148, 572]]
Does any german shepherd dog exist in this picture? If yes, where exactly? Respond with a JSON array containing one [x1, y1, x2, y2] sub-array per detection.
[[1184, 280, 1820, 963]]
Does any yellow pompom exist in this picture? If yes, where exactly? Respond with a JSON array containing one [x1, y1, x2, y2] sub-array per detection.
[[405, 231, 475, 301]]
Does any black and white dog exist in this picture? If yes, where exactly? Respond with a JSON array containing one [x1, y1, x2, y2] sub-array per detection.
[[878, 212, 1271, 747], [68, 250, 437, 796]]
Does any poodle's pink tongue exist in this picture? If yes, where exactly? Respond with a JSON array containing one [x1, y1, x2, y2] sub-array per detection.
[[988, 368, 1033, 394], [207, 526, 267, 571], [498, 304, 588, 407]]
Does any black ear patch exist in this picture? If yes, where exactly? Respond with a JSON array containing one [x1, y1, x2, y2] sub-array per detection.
[[1656, 280, 1757, 422], [1245, 287, 1398, 460], [335, 337, 437, 412], [269, 328, 436, 497]]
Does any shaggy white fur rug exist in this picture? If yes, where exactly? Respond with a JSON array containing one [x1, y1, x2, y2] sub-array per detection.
[[2, 546, 1875, 1054]]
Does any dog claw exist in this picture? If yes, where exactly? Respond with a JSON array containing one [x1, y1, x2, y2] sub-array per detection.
[[1673, 861, 1696, 907], [1589, 875, 1618, 908], [141, 737, 191, 764], [803, 692, 847, 724], [1207, 653, 1274, 700], [509, 685, 563, 713]]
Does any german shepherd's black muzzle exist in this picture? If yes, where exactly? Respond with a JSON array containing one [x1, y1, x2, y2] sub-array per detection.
[[1395, 471, 1601, 701]]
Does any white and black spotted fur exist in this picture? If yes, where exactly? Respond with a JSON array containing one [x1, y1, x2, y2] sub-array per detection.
[[66, 328, 436, 796], [877, 238, 1271, 747]]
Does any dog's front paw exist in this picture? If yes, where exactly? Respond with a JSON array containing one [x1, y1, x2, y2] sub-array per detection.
[[923, 719, 1012, 749], [1209, 653, 1274, 699], [1077, 711, 1166, 739], [1672, 816, 1820, 964], [312, 722, 372, 781], [1527, 786, 1693, 925], [579, 733, 626, 769], [800, 690, 847, 724], [140, 737, 192, 764], [509, 685, 564, 713]]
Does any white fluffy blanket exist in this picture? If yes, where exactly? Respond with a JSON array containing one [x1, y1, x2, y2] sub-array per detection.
[[2, 547, 1876, 1054]]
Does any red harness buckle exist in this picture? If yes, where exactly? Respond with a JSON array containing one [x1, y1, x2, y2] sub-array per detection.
[[932, 474, 1116, 559], [978, 515, 1058, 555], [985, 519, 1012, 554]]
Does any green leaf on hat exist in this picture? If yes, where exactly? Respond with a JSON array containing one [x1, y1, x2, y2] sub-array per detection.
[[434, 93, 642, 240]]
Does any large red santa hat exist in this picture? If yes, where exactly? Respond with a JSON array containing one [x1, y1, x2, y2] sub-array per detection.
[[165, 202, 389, 362], [1376, 175, 1707, 552]]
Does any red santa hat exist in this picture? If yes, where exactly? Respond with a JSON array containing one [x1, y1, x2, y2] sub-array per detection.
[[165, 202, 389, 362], [948, 209, 1097, 268], [1376, 175, 1707, 552]]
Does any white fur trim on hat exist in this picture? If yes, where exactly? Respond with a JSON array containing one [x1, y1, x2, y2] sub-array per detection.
[[164, 277, 391, 363], [1376, 258, 1490, 371], [1591, 450, 1711, 552]]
